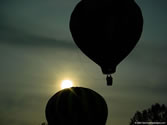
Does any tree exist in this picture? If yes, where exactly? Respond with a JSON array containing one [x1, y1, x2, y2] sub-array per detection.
[[130, 103, 167, 125]]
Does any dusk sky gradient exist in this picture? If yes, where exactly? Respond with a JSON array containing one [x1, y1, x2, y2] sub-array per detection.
[[0, 0, 167, 125]]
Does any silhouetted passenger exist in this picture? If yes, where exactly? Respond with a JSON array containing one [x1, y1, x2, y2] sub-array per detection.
[[45, 87, 108, 125]]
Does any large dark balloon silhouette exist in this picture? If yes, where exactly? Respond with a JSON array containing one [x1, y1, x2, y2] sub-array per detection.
[[70, 0, 143, 85], [45, 87, 108, 125]]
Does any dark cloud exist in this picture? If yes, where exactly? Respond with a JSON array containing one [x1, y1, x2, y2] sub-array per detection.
[[0, 91, 48, 125], [0, 26, 76, 49], [0, 0, 78, 42]]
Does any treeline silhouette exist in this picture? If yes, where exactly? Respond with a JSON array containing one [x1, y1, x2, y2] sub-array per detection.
[[130, 103, 167, 125]]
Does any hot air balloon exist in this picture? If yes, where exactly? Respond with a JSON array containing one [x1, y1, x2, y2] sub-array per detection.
[[70, 0, 143, 85], [45, 87, 108, 125]]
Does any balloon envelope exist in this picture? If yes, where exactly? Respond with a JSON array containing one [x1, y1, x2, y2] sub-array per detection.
[[70, 0, 143, 74], [45, 87, 108, 125]]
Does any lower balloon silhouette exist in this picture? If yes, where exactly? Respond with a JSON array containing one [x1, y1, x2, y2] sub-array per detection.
[[45, 87, 108, 125]]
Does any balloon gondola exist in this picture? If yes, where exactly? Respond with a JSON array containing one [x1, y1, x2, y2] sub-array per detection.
[[70, 0, 143, 86]]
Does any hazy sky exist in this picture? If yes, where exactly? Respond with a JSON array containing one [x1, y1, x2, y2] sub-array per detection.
[[0, 0, 167, 125]]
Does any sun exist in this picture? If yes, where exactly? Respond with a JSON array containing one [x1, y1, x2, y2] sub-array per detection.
[[61, 80, 73, 89]]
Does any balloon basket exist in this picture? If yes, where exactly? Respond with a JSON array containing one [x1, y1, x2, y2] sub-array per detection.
[[106, 75, 113, 86]]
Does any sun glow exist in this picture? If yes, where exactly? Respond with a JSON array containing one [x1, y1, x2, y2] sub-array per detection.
[[61, 80, 73, 89]]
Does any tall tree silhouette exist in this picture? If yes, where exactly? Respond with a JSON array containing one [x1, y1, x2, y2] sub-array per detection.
[[130, 103, 167, 125]]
